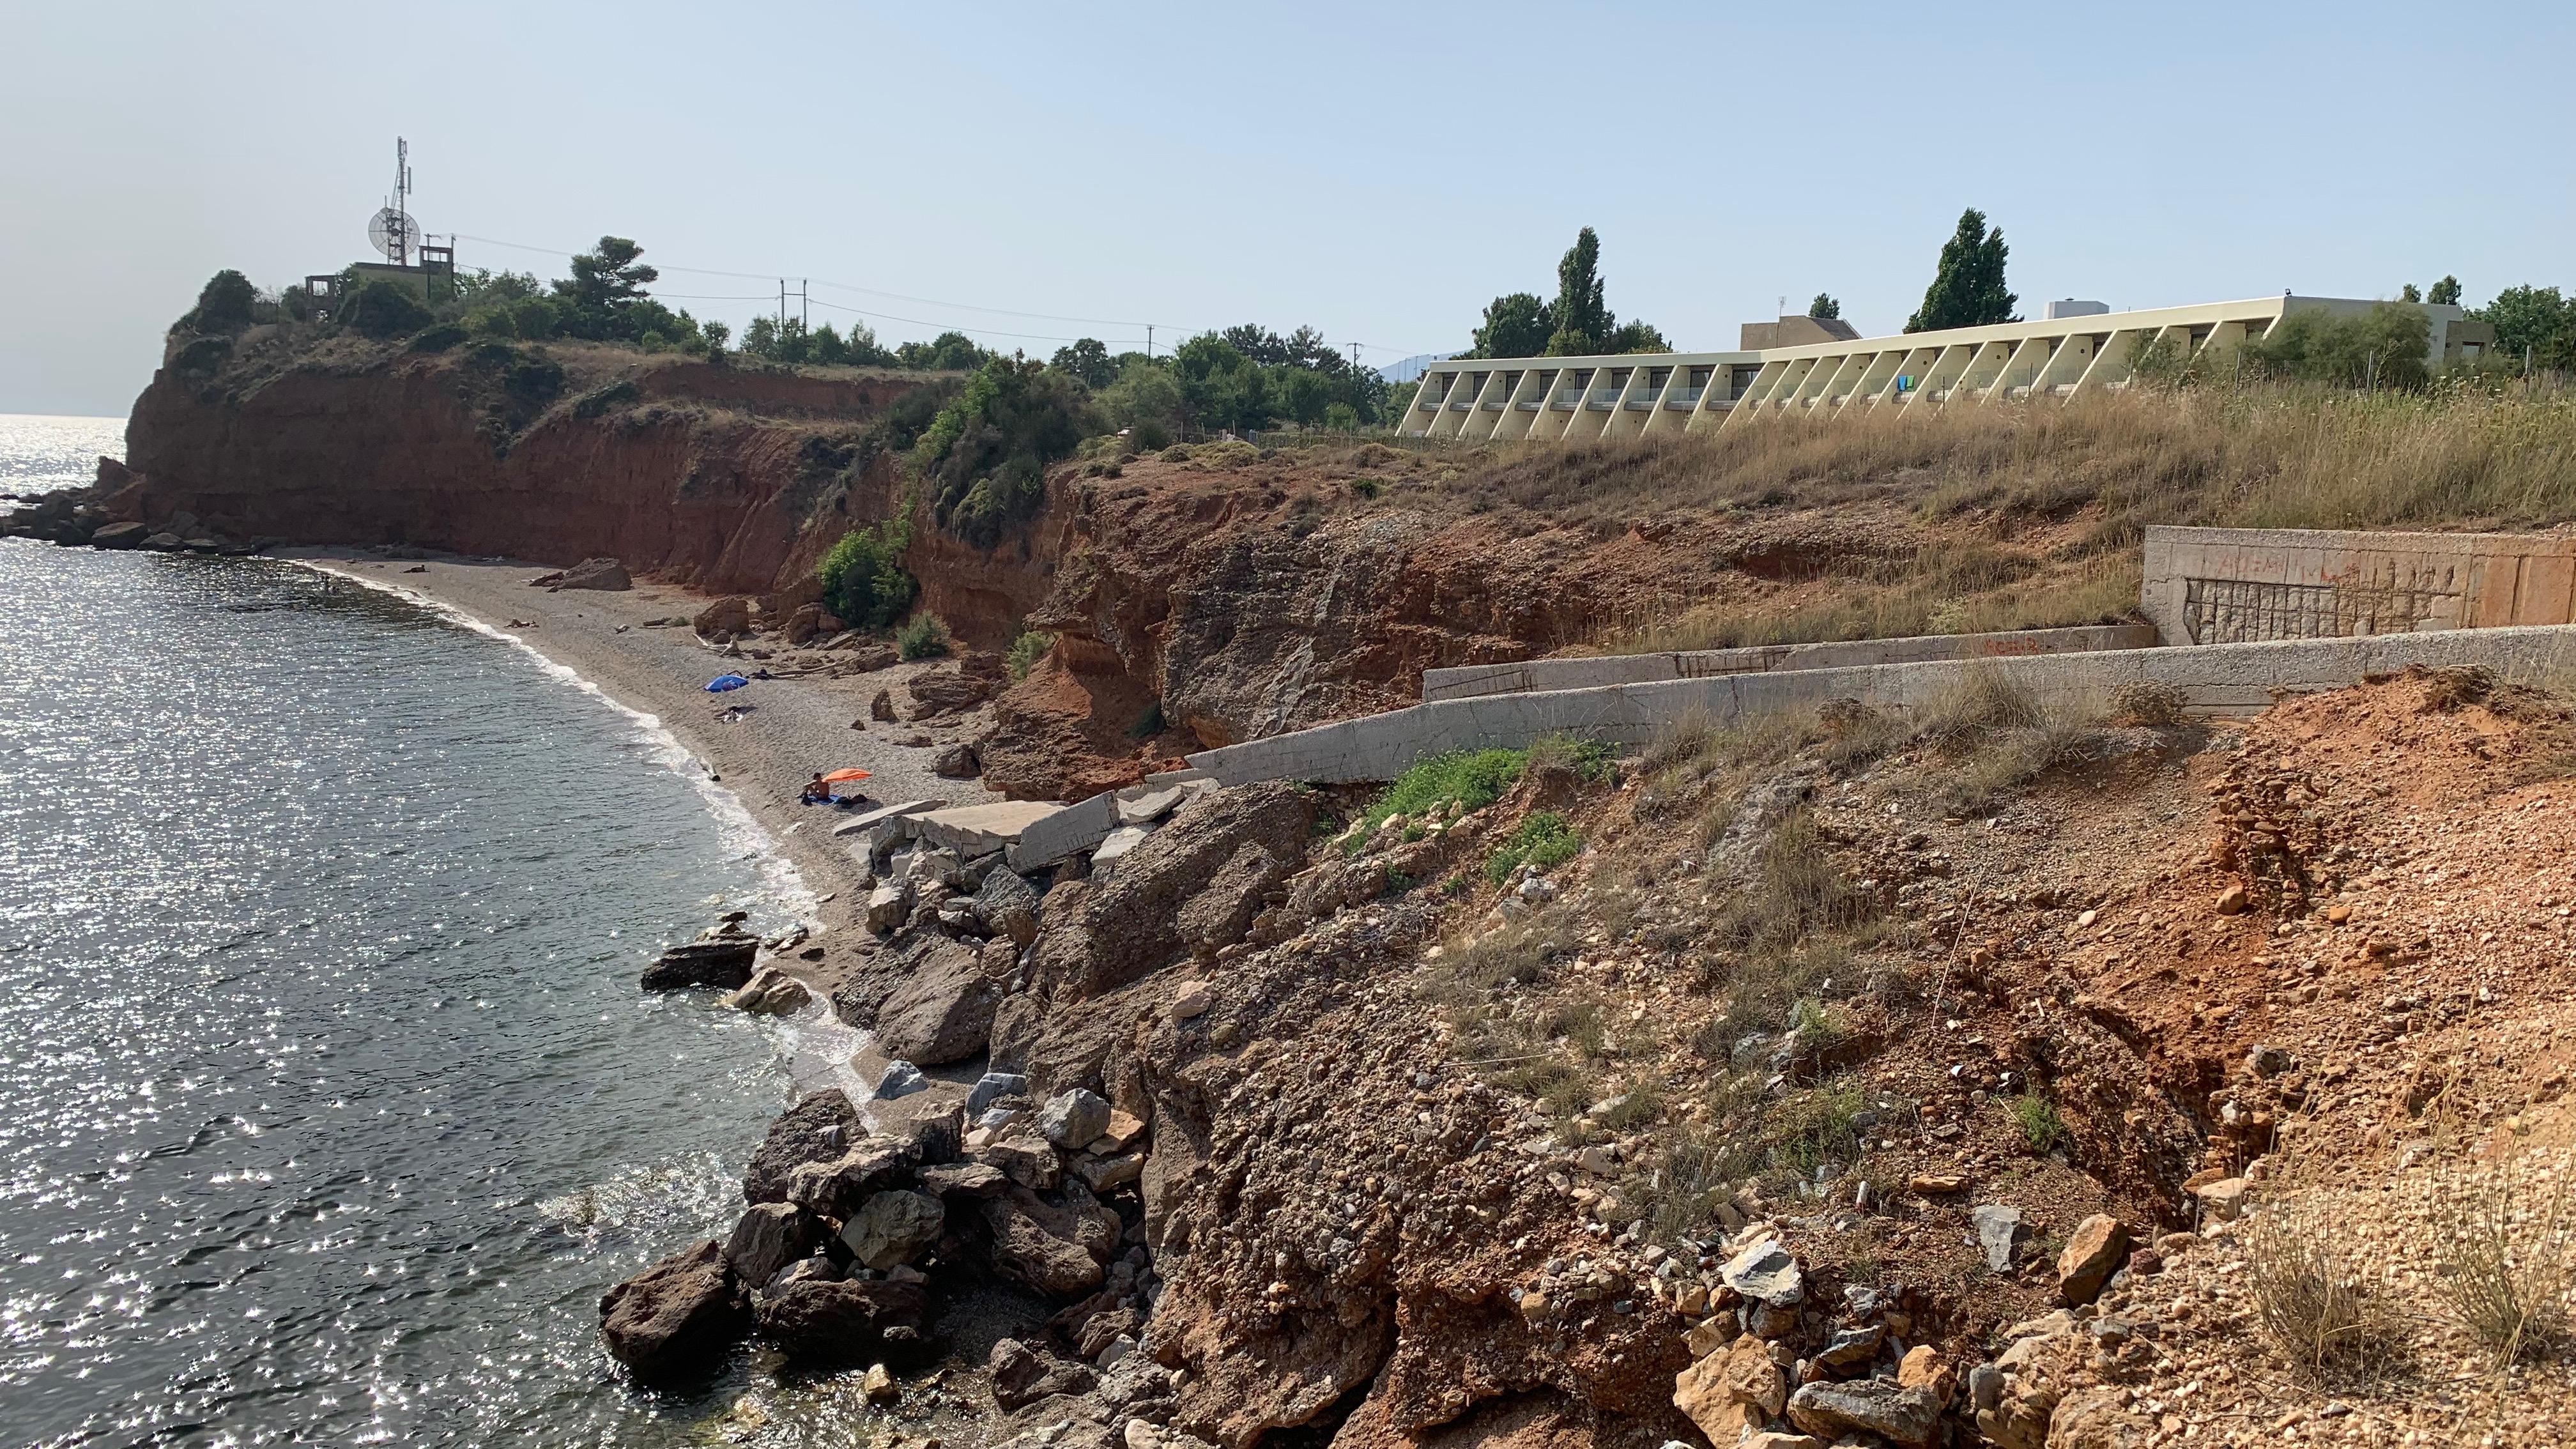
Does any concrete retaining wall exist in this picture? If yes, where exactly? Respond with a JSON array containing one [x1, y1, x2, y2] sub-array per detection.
[[1181, 624, 2576, 787], [2143, 525, 2576, 646], [1421, 624, 2161, 702]]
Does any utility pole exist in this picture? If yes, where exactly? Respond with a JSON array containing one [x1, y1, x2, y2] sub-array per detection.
[[778, 279, 787, 331], [801, 279, 809, 332], [1347, 342, 1362, 372], [1146, 325, 1154, 360]]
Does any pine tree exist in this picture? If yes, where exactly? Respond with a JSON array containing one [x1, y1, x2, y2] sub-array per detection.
[[2428, 275, 2462, 307], [1545, 227, 1613, 355], [1905, 209, 2019, 333], [1808, 293, 1841, 321]]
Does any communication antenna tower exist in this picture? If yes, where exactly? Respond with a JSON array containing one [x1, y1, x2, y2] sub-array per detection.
[[367, 137, 417, 266]]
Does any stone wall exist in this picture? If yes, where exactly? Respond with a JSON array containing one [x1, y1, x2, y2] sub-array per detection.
[[1179, 625, 2576, 789], [1421, 624, 2161, 702], [2142, 525, 2576, 646]]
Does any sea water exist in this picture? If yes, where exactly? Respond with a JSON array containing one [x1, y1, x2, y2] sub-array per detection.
[[0, 418, 832, 1445]]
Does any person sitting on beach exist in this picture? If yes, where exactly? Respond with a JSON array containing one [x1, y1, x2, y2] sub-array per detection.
[[801, 774, 832, 805]]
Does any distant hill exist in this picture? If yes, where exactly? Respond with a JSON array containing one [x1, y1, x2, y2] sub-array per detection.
[[1376, 353, 1454, 384]]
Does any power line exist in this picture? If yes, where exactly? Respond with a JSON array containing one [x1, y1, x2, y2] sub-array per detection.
[[444, 230, 1450, 364], [450, 231, 1206, 334]]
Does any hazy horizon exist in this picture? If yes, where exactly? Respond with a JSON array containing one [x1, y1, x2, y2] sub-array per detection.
[[7, 1, 2571, 417]]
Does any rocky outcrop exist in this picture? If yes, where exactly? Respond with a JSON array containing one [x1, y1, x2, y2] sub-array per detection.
[[742, 1089, 862, 1203], [1018, 783, 1310, 1006], [755, 1277, 929, 1363], [109, 339, 933, 595], [871, 940, 1002, 1065], [597, 1239, 749, 1382], [535, 556, 632, 590], [638, 933, 757, 990]]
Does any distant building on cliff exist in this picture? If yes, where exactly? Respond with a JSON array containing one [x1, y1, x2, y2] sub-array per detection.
[[1399, 293, 2497, 440]]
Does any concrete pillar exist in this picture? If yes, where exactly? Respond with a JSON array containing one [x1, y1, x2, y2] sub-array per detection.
[[1453, 369, 1510, 440], [1867, 346, 1940, 408], [1712, 360, 1788, 433], [1602, 361, 1659, 438], [1982, 337, 2052, 404], [1491, 367, 1551, 440], [1947, 340, 2014, 405], [2031, 334, 2097, 395], [1917, 343, 1976, 403], [2069, 329, 2142, 395]]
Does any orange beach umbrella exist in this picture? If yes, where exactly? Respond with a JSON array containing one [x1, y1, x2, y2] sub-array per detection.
[[820, 769, 873, 785]]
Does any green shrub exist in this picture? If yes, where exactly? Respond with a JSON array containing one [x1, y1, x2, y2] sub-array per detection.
[[819, 521, 917, 631], [571, 379, 640, 419], [1485, 811, 1582, 884], [1524, 731, 1616, 782], [502, 354, 564, 406], [1353, 747, 1528, 841], [180, 269, 257, 334], [408, 322, 468, 353], [1350, 476, 1384, 498], [2010, 1092, 2069, 1154], [910, 358, 1092, 546], [1006, 631, 1054, 680], [465, 304, 519, 339], [341, 278, 434, 339], [1777, 1078, 1867, 1174], [896, 611, 952, 661], [172, 335, 232, 376], [2245, 302, 2432, 390]]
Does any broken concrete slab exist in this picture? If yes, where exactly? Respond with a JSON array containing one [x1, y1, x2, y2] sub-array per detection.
[[913, 801, 1065, 857], [832, 799, 947, 838]]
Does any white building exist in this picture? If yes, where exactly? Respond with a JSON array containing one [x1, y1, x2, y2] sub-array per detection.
[[1400, 295, 2486, 440]]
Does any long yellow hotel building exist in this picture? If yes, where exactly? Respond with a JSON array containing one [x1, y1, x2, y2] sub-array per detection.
[[1399, 295, 2491, 440]]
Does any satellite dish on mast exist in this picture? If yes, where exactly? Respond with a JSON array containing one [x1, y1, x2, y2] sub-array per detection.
[[368, 206, 416, 264]]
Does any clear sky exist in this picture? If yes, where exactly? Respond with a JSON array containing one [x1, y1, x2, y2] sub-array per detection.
[[6, 1, 2571, 418]]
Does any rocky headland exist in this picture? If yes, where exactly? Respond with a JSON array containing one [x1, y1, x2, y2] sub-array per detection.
[[26, 323, 2576, 1447]]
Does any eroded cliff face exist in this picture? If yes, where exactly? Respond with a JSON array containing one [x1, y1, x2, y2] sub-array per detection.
[[114, 333, 932, 597], [976, 461, 1759, 799]]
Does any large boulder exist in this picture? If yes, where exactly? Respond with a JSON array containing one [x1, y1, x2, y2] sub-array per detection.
[[694, 595, 753, 637], [1719, 1239, 1804, 1308], [990, 1336, 1099, 1410], [873, 940, 1002, 1066], [1785, 1379, 1941, 1448], [784, 1137, 920, 1218], [907, 667, 1000, 719], [1039, 1089, 1112, 1149], [841, 1190, 946, 1270], [974, 870, 1041, 946], [1023, 783, 1312, 1004], [982, 1190, 1107, 1296], [725, 1201, 825, 1287], [89, 520, 148, 549], [599, 1239, 749, 1382], [742, 1089, 861, 1203], [553, 556, 632, 591], [1673, 1335, 1786, 1443], [2057, 1215, 2132, 1307], [640, 935, 758, 991], [754, 1276, 929, 1363]]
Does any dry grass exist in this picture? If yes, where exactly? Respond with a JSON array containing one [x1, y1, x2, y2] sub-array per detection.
[[2428, 1160, 2576, 1367], [1436, 384, 2576, 654], [1460, 384, 2576, 536], [2242, 1195, 2404, 1379]]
